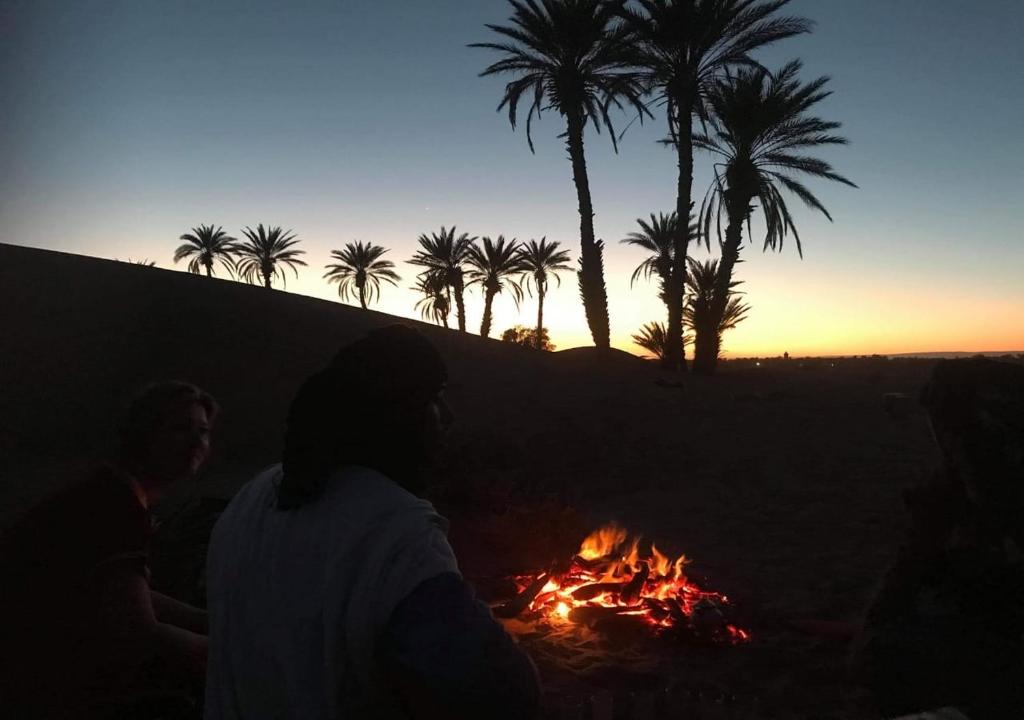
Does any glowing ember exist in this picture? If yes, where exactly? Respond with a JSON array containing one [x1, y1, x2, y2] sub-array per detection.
[[509, 523, 749, 643]]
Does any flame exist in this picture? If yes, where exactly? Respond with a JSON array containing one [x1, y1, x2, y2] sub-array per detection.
[[510, 524, 749, 643]]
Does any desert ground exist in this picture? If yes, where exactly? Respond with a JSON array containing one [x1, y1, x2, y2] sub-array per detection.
[[1, 242, 945, 717]]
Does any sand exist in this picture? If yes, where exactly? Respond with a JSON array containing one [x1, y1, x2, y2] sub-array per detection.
[[0, 242, 943, 717]]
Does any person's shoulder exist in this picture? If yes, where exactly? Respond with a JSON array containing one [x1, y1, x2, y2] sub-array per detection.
[[330, 466, 439, 516]]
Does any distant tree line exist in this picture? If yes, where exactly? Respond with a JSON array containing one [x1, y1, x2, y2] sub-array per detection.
[[165, 0, 855, 374]]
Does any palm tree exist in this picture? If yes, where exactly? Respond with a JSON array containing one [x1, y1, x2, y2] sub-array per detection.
[[408, 226, 477, 332], [235, 224, 306, 289], [413, 272, 452, 328], [466, 236, 526, 338], [173, 224, 238, 277], [684, 258, 750, 365], [618, 0, 811, 369], [694, 60, 854, 372], [633, 321, 669, 359], [517, 238, 573, 350], [323, 241, 401, 310], [471, 0, 648, 350]]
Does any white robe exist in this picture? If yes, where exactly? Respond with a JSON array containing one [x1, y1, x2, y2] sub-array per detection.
[[204, 464, 460, 720]]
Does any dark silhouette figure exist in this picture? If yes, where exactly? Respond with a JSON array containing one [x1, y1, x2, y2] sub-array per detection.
[[693, 60, 855, 374], [174, 224, 239, 278], [0, 381, 216, 718], [617, 0, 811, 370], [204, 326, 540, 719], [235, 224, 306, 289], [857, 359, 1024, 718], [408, 226, 476, 333], [472, 0, 648, 351], [323, 241, 401, 310], [466, 235, 525, 339], [517, 238, 572, 350]]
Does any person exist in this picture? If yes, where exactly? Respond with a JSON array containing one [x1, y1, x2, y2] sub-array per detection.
[[205, 325, 540, 720], [856, 359, 1024, 719], [0, 380, 216, 718]]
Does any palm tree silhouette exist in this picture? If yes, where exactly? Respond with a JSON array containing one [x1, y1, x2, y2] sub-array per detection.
[[472, 0, 647, 350], [621, 211, 699, 319], [323, 241, 401, 310], [235, 224, 307, 289], [173, 224, 238, 277], [409, 226, 477, 332], [632, 321, 687, 360], [694, 60, 854, 372], [466, 236, 525, 338], [618, 0, 810, 369], [413, 272, 452, 328], [518, 238, 572, 350], [684, 258, 750, 365]]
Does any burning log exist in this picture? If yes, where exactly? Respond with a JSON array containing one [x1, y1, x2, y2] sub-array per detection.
[[493, 573, 549, 619], [567, 605, 628, 627], [570, 582, 623, 601], [499, 523, 749, 643], [620, 561, 649, 606]]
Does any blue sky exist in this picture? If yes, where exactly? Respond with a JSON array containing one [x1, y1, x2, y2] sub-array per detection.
[[2, 0, 1022, 354]]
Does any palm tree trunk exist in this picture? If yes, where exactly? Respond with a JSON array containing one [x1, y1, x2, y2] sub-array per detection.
[[695, 198, 746, 375], [480, 288, 496, 338], [536, 286, 545, 351], [205, 262, 212, 278], [565, 109, 610, 350], [263, 271, 271, 289], [663, 105, 695, 371], [453, 276, 467, 333], [359, 282, 368, 310]]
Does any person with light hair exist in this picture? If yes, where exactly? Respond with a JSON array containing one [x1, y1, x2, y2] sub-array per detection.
[[0, 381, 217, 718]]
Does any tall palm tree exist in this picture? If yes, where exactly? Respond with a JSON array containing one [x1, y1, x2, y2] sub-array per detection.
[[694, 60, 854, 372], [466, 236, 526, 338], [471, 0, 648, 350], [684, 258, 750, 365], [413, 272, 452, 328], [173, 224, 238, 277], [323, 241, 401, 310], [235, 224, 306, 289], [408, 226, 477, 333], [518, 238, 573, 350], [618, 0, 811, 369]]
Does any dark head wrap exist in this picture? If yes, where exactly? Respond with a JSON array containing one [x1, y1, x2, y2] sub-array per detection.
[[279, 325, 447, 509]]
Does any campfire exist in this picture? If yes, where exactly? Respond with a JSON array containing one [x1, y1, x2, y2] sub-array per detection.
[[496, 524, 749, 644]]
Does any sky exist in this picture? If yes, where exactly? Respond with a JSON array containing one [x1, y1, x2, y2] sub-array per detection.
[[2, 0, 1022, 356]]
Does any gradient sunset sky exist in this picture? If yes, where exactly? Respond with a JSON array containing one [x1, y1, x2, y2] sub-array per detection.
[[2, 0, 1022, 356]]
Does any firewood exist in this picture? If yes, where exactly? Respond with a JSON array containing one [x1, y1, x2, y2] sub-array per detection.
[[621, 561, 649, 605], [570, 582, 623, 601], [568, 605, 626, 626], [493, 573, 549, 618]]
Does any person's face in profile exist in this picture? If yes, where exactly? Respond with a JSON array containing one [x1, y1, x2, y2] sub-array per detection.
[[147, 398, 212, 483], [422, 390, 454, 463]]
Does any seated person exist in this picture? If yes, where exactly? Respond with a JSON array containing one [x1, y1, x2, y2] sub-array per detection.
[[0, 381, 216, 718], [205, 325, 540, 720], [857, 359, 1024, 719]]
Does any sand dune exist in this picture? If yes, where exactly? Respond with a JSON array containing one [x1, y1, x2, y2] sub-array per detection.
[[0, 242, 943, 716]]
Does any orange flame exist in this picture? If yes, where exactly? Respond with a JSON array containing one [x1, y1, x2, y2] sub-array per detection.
[[511, 524, 748, 643]]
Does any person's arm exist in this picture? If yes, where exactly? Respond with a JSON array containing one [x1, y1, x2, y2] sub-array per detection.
[[150, 590, 208, 635], [378, 572, 540, 720], [95, 562, 207, 683]]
